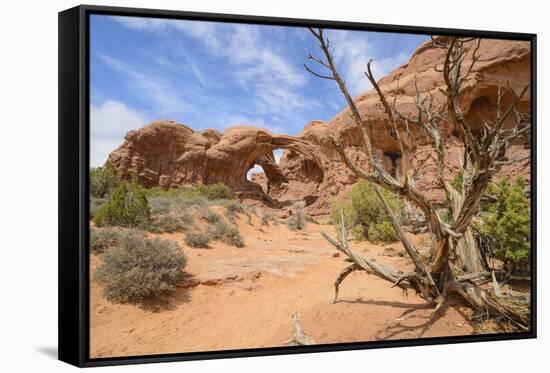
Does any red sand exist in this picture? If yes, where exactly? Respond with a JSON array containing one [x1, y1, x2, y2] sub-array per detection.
[[90, 213, 473, 358]]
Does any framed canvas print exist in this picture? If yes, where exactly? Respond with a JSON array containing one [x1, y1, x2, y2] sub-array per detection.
[[58, 4, 537, 367]]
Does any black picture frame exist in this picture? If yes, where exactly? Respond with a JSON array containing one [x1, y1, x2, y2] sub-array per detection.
[[58, 4, 537, 368]]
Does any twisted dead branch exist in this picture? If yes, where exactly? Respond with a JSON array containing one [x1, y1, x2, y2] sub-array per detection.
[[307, 29, 531, 330], [283, 311, 316, 346]]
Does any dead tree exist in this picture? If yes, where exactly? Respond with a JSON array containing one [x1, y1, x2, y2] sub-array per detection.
[[305, 29, 530, 329]]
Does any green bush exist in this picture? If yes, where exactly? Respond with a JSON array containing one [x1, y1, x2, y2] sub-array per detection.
[[94, 233, 187, 303], [184, 232, 211, 248], [195, 183, 233, 200], [90, 161, 120, 198], [479, 177, 530, 271], [368, 221, 399, 243], [440, 208, 453, 224], [287, 201, 305, 231], [93, 178, 151, 228], [330, 180, 402, 242], [90, 197, 107, 219], [450, 169, 464, 193]]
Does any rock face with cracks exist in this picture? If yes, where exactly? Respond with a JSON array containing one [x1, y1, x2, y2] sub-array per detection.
[[109, 37, 531, 214]]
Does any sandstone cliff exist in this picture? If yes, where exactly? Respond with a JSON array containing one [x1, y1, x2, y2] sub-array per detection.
[[109, 37, 531, 215]]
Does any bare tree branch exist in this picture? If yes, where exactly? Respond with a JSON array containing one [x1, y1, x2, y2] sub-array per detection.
[[306, 32, 531, 328], [283, 311, 316, 346]]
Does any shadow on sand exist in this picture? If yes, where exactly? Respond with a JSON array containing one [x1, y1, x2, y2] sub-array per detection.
[[336, 296, 454, 341]]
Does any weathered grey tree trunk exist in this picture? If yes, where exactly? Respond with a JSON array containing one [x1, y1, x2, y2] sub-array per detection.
[[305, 29, 530, 328]]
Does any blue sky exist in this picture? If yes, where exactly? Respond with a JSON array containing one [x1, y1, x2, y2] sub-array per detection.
[[90, 15, 429, 166]]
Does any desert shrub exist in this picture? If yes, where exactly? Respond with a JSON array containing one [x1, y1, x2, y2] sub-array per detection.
[[207, 220, 245, 247], [304, 215, 320, 224], [94, 233, 187, 303], [90, 161, 120, 198], [195, 183, 233, 200], [223, 226, 245, 247], [171, 196, 209, 210], [90, 197, 107, 219], [90, 227, 123, 253], [148, 196, 172, 216], [184, 232, 211, 248], [207, 220, 229, 240], [261, 210, 276, 225], [93, 178, 151, 228], [147, 183, 233, 201], [178, 211, 194, 225], [213, 198, 237, 207], [479, 177, 530, 271], [329, 199, 355, 226], [244, 205, 258, 216], [225, 201, 245, 220], [368, 221, 399, 243], [148, 194, 208, 215], [450, 169, 464, 193], [145, 215, 184, 233], [199, 208, 223, 224], [440, 208, 453, 224], [330, 180, 402, 242], [287, 201, 305, 231]]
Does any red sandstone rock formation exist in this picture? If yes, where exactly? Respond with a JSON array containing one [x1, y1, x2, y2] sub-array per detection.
[[108, 37, 531, 214], [109, 121, 323, 207]]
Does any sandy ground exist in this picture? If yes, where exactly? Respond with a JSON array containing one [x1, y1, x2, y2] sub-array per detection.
[[89, 211, 474, 358]]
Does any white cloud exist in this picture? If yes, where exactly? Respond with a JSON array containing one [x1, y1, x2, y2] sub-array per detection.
[[112, 16, 313, 118], [98, 54, 195, 120], [90, 100, 149, 166], [113, 17, 301, 86], [227, 26, 305, 87], [220, 115, 285, 134], [111, 16, 222, 50], [171, 20, 222, 50], [326, 30, 409, 95], [112, 16, 169, 31]]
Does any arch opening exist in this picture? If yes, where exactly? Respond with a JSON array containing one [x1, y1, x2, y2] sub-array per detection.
[[246, 149, 288, 195]]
